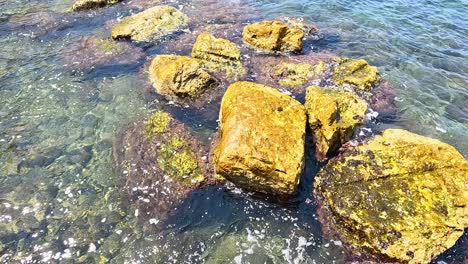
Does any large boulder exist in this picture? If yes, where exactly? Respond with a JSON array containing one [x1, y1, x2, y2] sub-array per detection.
[[148, 55, 216, 101], [314, 129, 468, 263], [214, 81, 307, 198], [333, 58, 380, 91], [191, 32, 245, 78], [305, 86, 368, 161], [242, 20, 304, 52], [274, 62, 326, 89], [111, 5, 189, 42], [72, 0, 119, 11]]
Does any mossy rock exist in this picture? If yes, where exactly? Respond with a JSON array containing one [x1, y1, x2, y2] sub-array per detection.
[[192, 32, 245, 79], [274, 62, 325, 88], [214, 81, 306, 198], [305, 86, 368, 161], [148, 55, 216, 101], [72, 0, 120, 11], [314, 129, 468, 263], [242, 20, 304, 52], [113, 111, 219, 224], [333, 58, 380, 91], [111, 5, 189, 42]]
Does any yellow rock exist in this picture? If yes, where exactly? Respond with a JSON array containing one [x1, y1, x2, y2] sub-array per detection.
[[72, 0, 119, 11], [305, 86, 367, 161], [191, 32, 245, 78], [274, 62, 325, 88], [333, 58, 380, 91], [148, 55, 216, 100], [315, 129, 468, 263], [242, 20, 304, 52], [214, 81, 306, 197], [111, 5, 189, 42]]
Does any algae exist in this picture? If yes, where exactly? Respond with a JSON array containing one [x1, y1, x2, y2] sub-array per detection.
[[333, 58, 380, 91]]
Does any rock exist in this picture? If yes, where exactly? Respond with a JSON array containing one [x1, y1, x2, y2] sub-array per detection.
[[274, 62, 325, 89], [72, 0, 120, 11], [333, 58, 380, 91], [214, 81, 306, 198], [279, 16, 319, 36], [242, 20, 304, 52], [62, 36, 145, 71], [148, 55, 216, 101], [113, 111, 219, 226], [305, 86, 368, 161], [314, 129, 468, 263], [191, 32, 245, 78], [111, 5, 189, 42]]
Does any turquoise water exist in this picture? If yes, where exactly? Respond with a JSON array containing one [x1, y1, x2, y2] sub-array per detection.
[[0, 0, 466, 263]]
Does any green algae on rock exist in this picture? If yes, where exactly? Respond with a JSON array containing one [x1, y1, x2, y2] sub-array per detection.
[[148, 55, 216, 101], [333, 58, 380, 91], [214, 81, 306, 198], [72, 0, 120, 11], [274, 62, 326, 88], [314, 129, 468, 263], [305, 86, 368, 161], [242, 20, 304, 52], [111, 5, 189, 42], [191, 32, 245, 79], [114, 111, 219, 225]]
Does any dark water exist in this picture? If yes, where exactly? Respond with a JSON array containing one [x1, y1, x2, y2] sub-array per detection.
[[0, 0, 466, 263]]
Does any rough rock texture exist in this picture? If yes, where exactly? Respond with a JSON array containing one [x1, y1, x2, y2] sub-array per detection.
[[242, 20, 304, 52], [333, 58, 380, 91], [214, 81, 306, 198], [62, 36, 145, 71], [274, 62, 325, 88], [113, 111, 219, 226], [314, 129, 468, 263], [148, 55, 216, 101], [305, 86, 368, 161], [72, 0, 119, 11], [191, 32, 245, 78], [111, 5, 189, 42]]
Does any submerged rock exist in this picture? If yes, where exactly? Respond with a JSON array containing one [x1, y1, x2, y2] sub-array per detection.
[[111, 5, 189, 42], [72, 0, 120, 11], [113, 111, 219, 224], [314, 129, 468, 263], [305, 86, 368, 161], [242, 20, 304, 52], [148, 55, 216, 101], [278, 16, 319, 36], [248, 52, 338, 95], [192, 32, 245, 79], [62, 36, 145, 71], [333, 58, 380, 91], [214, 81, 306, 198]]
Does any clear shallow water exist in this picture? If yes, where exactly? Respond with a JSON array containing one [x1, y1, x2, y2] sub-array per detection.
[[0, 0, 466, 263]]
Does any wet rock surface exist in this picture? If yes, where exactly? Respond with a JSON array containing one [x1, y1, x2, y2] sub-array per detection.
[[314, 129, 468, 263], [242, 20, 305, 53], [113, 111, 220, 225], [111, 5, 189, 42], [305, 86, 368, 161], [214, 81, 306, 198], [62, 36, 145, 71], [72, 0, 120, 11], [148, 55, 216, 102]]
